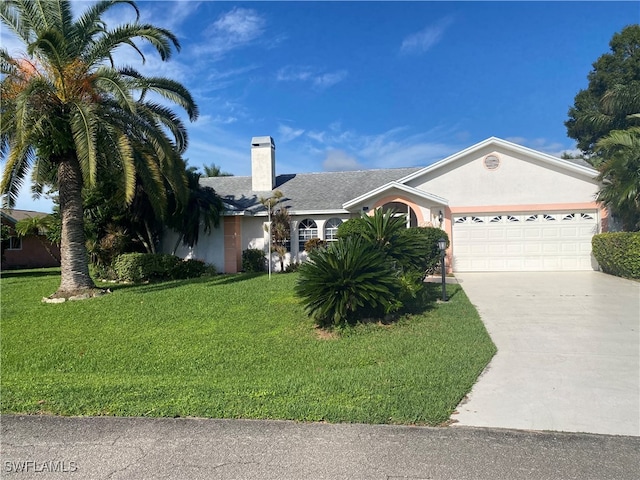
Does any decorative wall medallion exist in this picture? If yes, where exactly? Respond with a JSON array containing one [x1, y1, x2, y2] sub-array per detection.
[[483, 154, 500, 170]]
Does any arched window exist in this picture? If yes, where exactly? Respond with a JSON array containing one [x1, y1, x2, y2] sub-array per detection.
[[381, 202, 417, 228], [298, 219, 318, 252], [324, 218, 342, 242]]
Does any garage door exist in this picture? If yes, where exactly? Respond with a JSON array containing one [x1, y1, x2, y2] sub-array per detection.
[[452, 212, 598, 272]]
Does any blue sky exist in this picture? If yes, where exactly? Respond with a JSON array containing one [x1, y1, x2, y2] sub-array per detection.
[[2, 1, 638, 212]]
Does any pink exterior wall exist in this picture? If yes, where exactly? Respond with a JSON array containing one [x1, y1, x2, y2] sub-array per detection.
[[223, 217, 242, 273], [2, 235, 60, 269]]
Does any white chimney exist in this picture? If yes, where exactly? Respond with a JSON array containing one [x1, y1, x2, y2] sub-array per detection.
[[251, 136, 276, 191]]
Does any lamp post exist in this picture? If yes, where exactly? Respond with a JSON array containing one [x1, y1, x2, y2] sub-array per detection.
[[438, 237, 448, 302]]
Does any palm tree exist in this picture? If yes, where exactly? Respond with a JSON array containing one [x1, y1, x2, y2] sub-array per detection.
[[0, 0, 197, 297], [169, 168, 224, 254], [202, 163, 233, 177], [596, 127, 640, 231]]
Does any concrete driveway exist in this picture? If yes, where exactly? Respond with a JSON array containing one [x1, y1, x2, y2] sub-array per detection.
[[451, 271, 639, 436]]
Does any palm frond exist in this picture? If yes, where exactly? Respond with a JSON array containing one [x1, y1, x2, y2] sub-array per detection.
[[69, 101, 98, 186]]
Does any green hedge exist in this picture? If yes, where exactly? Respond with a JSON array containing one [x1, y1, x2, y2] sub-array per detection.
[[242, 248, 266, 272], [592, 232, 640, 279], [113, 253, 210, 282], [336, 217, 368, 239]]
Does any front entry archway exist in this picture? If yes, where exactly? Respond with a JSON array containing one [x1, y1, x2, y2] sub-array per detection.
[[381, 201, 418, 228]]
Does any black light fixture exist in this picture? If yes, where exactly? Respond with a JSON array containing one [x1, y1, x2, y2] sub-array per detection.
[[438, 210, 444, 225], [438, 237, 448, 302]]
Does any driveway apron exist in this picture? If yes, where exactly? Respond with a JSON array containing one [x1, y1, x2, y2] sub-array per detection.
[[451, 272, 639, 436]]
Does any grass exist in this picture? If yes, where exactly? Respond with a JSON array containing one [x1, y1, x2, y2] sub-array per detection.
[[0, 269, 496, 425]]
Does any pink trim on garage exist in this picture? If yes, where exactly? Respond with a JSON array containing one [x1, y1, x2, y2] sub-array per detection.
[[449, 202, 600, 214]]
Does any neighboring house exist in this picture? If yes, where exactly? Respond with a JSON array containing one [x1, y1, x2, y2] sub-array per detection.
[[1, 209, 60, 269], [166, 136, 605, 273]]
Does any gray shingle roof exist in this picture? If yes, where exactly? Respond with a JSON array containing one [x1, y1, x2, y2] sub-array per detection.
[[200, 167, 422, 215]]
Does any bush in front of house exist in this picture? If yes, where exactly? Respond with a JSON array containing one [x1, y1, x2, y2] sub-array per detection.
[[296, 210, 450, 327], [295, 236, 401, 327], [398, 227, 449, 276], [592, 232, 640, 279], [336, 216, 368, 239], [113, 253, 209, 282], [304, 237, 326, 252], [242, 248, 266, 273]]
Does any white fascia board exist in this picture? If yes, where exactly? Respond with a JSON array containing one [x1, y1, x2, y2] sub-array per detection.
[[396, 137, 598, 185], [252, 209, 348, 217], [342, 182, 448, 210]]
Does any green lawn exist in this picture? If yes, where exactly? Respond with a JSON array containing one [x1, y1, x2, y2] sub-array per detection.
[[0, 269, 495, 425]]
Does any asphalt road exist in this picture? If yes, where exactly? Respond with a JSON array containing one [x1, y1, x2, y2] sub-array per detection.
[[1, 415, 638, 480]]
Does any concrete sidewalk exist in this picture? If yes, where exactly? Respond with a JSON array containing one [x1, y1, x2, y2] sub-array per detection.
[[1, 415, 639, 480], [452, 272, 640, 436]]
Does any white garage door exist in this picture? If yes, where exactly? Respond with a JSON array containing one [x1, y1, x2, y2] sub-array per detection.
[[452, 212, 598, 272]]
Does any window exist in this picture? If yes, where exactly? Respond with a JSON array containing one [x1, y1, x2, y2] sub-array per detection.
[[298, 219, 318, 252], [324, 218, 342, 242], [526, 215, 538, 222], [7, 236, 22, 250], [381, 202, 417, 228], [490, 216, 502, 223]]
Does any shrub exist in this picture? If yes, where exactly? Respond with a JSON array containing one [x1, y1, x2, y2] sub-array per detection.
[[113, 253, 209, 282], [295, 236, 400, 327], [304, 237, 326, 252], [242, 248, 266, 272], [592, 232, 640, 279], [336, 216, 368, 239], [399, 227, 449, 276], [172, 258, 208, 279]]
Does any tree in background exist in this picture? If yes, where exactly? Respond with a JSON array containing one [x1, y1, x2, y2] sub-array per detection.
[[1, 0, 197, 297], [565, 25, 640, 162], [168, 168, 224, 254], [260, 190, 291, 272], [596, 127, 640, 231], [202, 163, 233, 177]]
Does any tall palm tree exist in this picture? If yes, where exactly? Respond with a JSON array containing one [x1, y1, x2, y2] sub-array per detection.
[[0, 0, 197, 297]]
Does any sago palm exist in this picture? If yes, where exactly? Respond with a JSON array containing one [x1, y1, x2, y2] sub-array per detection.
[[0, 0, 197, 296]]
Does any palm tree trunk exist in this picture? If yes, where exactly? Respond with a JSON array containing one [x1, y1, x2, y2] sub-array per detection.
[[56, 154, 96, 295]]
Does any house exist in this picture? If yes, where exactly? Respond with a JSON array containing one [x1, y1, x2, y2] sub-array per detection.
[[166, 136, 605, 273], [1, 209, 60, 269]]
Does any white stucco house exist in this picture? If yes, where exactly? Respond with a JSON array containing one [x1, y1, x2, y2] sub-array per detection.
[[166, 136, 606, 273]]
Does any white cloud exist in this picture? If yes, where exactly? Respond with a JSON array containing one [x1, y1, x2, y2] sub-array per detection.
[[278, 125, 305, 142], [322, 150, 363, 171], [505, 136, 573, 157], [313, 70, 348, 89], [276, 65, 348, 90], [276, 65, 314, 82], [198, 7, 266, 57], [400, 16, 453, 55]]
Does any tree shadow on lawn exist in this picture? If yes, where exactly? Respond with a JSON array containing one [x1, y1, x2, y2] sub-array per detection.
[[120, 272, 268, 295], [1, 268, 61, 279]]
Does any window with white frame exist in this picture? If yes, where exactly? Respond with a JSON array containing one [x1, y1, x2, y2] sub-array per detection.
[[324, 218, 342, 242], [298, 219, 318, 252], [7, 236, 22, 250], [381, 202, 417, 227]]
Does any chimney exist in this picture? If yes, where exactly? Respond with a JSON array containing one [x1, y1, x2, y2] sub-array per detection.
[[251, 136, 276, 191]]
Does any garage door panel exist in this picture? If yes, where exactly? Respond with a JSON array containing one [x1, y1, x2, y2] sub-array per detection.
[[452, 212, 598, 272]]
